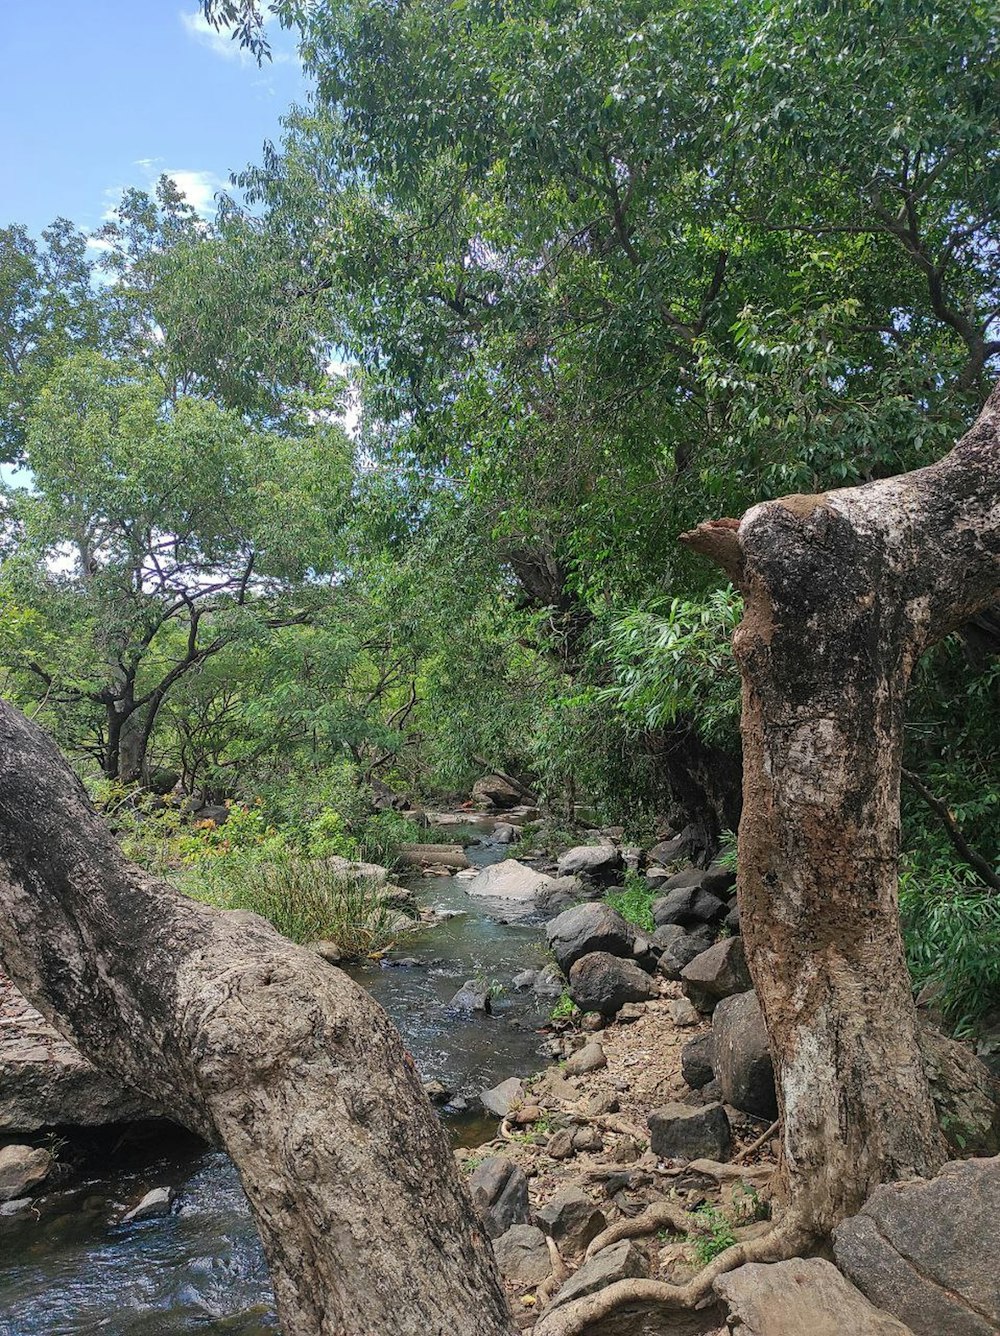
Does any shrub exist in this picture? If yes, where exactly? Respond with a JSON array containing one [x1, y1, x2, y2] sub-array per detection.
[[186, 853, 407, 958], [605, 871, 656, 934]]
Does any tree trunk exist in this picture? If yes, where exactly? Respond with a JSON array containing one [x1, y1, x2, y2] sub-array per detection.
[[682, 382, 1000, 1230], [0, 700, 514, 1336]]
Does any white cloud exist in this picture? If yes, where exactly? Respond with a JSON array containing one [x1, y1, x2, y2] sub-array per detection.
[[179, 8, 291, 64], [164, 169, 225, 218]]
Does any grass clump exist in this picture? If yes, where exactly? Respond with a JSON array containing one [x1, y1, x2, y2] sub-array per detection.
[[186, 853, 407, 959], [605, 869, 656, 934], [687, 1204, 737, 1265], [550, 989, 579, 1022]]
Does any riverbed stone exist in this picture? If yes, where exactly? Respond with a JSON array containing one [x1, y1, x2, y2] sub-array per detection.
[[535, 1186, 606, 1255], [569, 952, 658, 1017], [123, 1185, 176, 1223], [448, 978, 491, 1013], [0, 1144, 52, 1201], [536, 875, 590, 916], [396, 842, 471, 870], [564, 1042, 608, 1076], [712, 990, 777, 1119], [547, 1239, 649, 1311], [556, 844, 623, 883], [472, 774, 525, 810], [493, 1223, 553, 1287], [468, 1157, 530, 1239], [480, 1077, 525, 1119], [653, 923, 716, 979], [715, 1258, 914, 1335], [681, 1032, 716, 1090], [546, 903, 636, 975], [681, 937, 752, 1012], [533, 962, 568, 999], [833, 1156, 1000, 1335], [489, 821, 521, 845], [652, 885, 728, 929], [0, 972, 158, 1132], [466, 858, 554, 907], [648, 1101, 732, 1161]]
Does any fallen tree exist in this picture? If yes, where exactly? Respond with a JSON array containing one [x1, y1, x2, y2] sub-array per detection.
[[0, 702, 515, 1336], [535, 386, 1000, 1335]]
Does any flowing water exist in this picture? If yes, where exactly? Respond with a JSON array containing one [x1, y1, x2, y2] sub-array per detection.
[[0, 824, 553, 1335]]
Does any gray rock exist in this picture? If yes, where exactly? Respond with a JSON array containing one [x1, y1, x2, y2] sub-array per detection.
[[667, 997, 702, 1027], [572, 1125, 604, 1153], [480, 1077, 525, 1119], [512, 969, 537, 991], [724, 903, 741, 934], [0, 1197, 32, 1217], [492, 1223, 552, 1287], [123, 1186, 176, 1223], [535, 875, 588, 916], [652, 885, 727, 929], [547, 1239, 649, 1311], [681, 937, 752, 1012], [535, 1188, 607, 1254], [312, 940, 344, 964], [422, 1080, 452, 1104], [546, 903, 637, 975], [917, 1020, 1000, 1156], [547, 1130, 575, 1160], [834, 1156, 1000, 1336], [490, 821, 521, 845], [396, 843, 471, 870], [681, 1033, 716, 1090], [648, 1101, 732, 1161], [0, 1144, 52, 1201], [712, 990, 777, 1119], [0, 971, 158, 1133], [532, 963, 566, 999], [468, 1157, 530, 1239], [556, 845, 623, 883], [715, 1257, 914, 1335], [472, 774, 525, 810], [466, 858, 553, 906], [653, 923, 716, 979], [569, 952, 658, 1017], [564, 1042, 607, 1076], [648, 833, 693, 865], [448, 979, 491, 1013]]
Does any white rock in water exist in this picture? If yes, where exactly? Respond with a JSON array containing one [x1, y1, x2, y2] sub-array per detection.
[[123, 1186, 176, 1223], [465, 859, 553, 905]]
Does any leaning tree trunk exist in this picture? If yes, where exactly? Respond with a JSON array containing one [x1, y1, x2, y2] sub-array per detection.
[[682, 382, 1000, 1230], [0, 702, 514, 1336]]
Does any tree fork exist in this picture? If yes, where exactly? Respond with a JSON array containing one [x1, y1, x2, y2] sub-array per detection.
[[0, 702, 514, 1336]]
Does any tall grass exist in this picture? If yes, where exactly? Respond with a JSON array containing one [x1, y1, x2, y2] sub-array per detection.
[[187, 854, 410, 959]]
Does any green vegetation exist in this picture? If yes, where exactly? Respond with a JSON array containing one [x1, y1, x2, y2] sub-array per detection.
[[0, 0, 997, 1030], [605, 872, 657, 935], [550, 990, 579, 1023], [687, 1205, 738, 1266]]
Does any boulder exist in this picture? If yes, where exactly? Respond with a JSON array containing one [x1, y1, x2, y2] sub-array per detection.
[[547, 1239, 648, 1311], [480, 1077, 525, 1119], [667, 997, 703, 1027], [681, 1033, 716, 1090], [0, 972, 158, 1132], [536, 875, 590, 916], [535, 1187, 606, 1255], [0, 1144, 52, 1201], [648, 1101, 732, 1161], [572, 1125, 604, 1153], [396, 843, 471, 870], [325, 855, 391, 884], [564, 1042, 607, 1076], [472, 774, 526, 810], [466, 859, 553, 907], [468, 1157, 530, 1239], [712, 990, 777, 1119], [490, 821, 520, 845], [546, 1129, 575, 1160], [556, 845, 623, 883], [834, 1156, 1000, 1336], [492, 1224, 552, 1287], [532, 963, 566, 999], [648, 833, 694, 865], [545, 903, 636, 975], [916, 1020, 1000, 1156], [652, 885, 727, 929], [569, 952, 658, 1017], [653, 923, 716, 979], [715, 1257, 914, 1335], [123, 1185, 176, 1223], [448, 979, 491, 1014], [681, 937, 752, 1012]]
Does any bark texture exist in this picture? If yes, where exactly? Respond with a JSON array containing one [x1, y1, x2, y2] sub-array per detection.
[[0, 701, 514, 1336], [684, 383, 1000, 1229]]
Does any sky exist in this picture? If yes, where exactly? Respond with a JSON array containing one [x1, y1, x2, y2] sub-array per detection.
[[1, 2, 309, 238]]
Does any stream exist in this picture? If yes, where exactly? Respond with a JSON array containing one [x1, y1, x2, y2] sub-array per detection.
[[0, 823, 553, 1335]]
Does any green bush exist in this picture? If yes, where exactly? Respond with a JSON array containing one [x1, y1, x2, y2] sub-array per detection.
[[185, 853, 407, 958], [605, 870, 656, 934]]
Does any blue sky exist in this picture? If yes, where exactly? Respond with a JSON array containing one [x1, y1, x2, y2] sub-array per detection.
[[1, 3, 309, 238]]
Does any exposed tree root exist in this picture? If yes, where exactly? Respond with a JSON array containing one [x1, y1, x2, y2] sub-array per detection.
[[536, 1237, 571, 1306], [534, 1215, 813, 1336], [734, 1119, 780, 1164], [584, 1201, 694, 1260]]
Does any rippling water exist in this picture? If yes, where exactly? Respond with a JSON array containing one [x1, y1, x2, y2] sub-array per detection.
[[0, 824, 551, 1334]]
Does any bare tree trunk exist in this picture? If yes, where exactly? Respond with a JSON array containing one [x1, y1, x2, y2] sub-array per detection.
[[683, 381, 1000, 1228], [0, 701, 514, 1336]]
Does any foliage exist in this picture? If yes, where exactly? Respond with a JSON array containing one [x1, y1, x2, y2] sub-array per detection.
[[605, 871, 656, 935], [550, 990, 579, 1023], [187, 853, 406, 958], [687, 1204, 737, 1266]]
